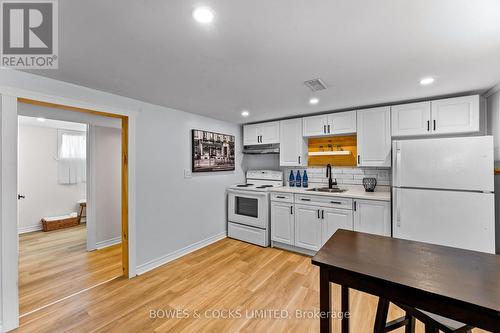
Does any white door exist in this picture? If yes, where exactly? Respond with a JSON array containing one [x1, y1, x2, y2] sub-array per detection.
[[431, 95, 480, 135], [353, 199, 391, 237], [294, 204, 322, 251], [303, 115, 328, 137], [271, 202, 294, 245], [279, 118, 306, 166], [393, 188, 495, 253], [391, 102, 431, 137], [328, 111, 356, 135], [357, 107, 391, 167], [392, 136, 494, 192], [321, 207, 353, 245], [243, 124, 259, 145], [260, 121, 280, 144]]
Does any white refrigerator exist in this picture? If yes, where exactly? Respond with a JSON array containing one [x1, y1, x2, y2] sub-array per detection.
[[392, 136, 495, 254]]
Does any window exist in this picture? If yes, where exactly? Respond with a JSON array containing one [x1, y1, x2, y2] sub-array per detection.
[[57, 130, 86, 184]]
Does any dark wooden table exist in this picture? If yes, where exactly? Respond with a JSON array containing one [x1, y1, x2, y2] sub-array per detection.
[[311, 230, 500, 333]]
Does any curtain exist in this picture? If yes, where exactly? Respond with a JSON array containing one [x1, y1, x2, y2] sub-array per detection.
[[58, 131, 86, 184]]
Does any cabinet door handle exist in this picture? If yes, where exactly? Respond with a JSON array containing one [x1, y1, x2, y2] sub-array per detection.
[[321, 210, 324, 219], [328, 124, 331, 133], [298, 156, 301, 164], [427, 120, 430, 131], [317, 209, 320, 219], [353, 201, 357, 211], [323, 125, 326, 134], [330, 201, 342, 204], [290, 206, 293, 215], [300, 198, 311, 201], [276, 196, 286, 199], [357, 155, 360, 164], [433, 120, 436, 131]]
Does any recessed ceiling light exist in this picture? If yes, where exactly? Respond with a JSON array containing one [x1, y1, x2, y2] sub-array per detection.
[[36, 117, 46, 122], [309, 98, 319, 105], [193, 7, 214, 24], [241, 110, 250, 117], [420, 77, 435, 85]]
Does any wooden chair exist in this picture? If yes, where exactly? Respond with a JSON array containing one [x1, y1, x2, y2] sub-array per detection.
[[374, 298, 474, 333]]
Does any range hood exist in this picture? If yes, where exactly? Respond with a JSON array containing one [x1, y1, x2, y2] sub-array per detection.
[[243, 143, 280, 154]]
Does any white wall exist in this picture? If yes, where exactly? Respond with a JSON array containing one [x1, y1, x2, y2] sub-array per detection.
[[487, 89, 500, 253], [18, 124, 86, 233], [0, 69, 244, 270], [94, 126, 121, 247]]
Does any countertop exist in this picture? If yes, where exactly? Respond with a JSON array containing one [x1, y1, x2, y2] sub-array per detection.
[[269, 184, 391, 201]]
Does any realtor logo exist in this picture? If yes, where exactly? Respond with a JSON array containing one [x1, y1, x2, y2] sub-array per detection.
[[1, 0, 58, 68]]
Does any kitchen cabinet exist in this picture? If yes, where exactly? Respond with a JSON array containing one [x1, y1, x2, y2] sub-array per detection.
[[391, 95, 482, 137], [391, 102, 431, 136], [353, 199, 391, 236], [357, 106, 391, 167], [271, 201, 295, 245], [431, 95, 480, 135], [243, 121, 280, 145], [279, 118, 307, 166], [302, 111, 356, 137], [321, 207, 353, 245], [294, 204, 322, 251]]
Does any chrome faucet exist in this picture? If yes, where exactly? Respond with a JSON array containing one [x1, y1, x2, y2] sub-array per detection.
[[326, 164, 337, 189]]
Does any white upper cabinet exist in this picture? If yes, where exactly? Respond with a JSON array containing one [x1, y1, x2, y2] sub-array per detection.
[[303, 115, 328, 137], [303, 111, 356, 137], [243, 121, 280, 145], [328, 111, 357, 134], [280, 118, 307, 166], [391, 95, 482, 138], [357, 106, 391, 167], [391, 102, 431, 137], [353, 199, 391, 237], [431, 95, 480, 135]]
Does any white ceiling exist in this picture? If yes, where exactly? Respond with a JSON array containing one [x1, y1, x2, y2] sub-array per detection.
[[28, 0, 500, 123], [18, 116, 87, 131]]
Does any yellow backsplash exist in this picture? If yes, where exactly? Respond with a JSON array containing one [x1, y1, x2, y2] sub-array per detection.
[[307, 135, 357, 167]]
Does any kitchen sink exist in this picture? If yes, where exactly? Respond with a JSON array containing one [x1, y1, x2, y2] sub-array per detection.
[[306, 187, 347, 193]]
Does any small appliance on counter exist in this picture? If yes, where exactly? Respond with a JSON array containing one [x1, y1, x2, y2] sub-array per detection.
[[227, 170, 283, 247]]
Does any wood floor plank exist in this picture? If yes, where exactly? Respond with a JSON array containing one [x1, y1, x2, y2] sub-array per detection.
[[15, 237, 490, 332], [19, 224, 122, 315]]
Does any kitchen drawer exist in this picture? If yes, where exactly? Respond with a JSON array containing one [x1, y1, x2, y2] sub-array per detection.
[[271, 192, 293, 203], [294, 194, 352, 210]]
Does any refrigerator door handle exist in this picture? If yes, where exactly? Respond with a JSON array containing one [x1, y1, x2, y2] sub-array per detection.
[[394, 189, 401, 227], [393, 142, 402, 187]]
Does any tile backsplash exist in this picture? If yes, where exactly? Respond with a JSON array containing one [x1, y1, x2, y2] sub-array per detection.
[[283, 166, 392, 186]]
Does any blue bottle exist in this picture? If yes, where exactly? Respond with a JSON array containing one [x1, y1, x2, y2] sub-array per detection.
[[289, 170, 295, 187], [296, 170, 302, 187], [302, 170, 308, 188]]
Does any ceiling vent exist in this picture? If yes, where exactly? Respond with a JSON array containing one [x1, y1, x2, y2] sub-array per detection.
[[304, 78, 327, 92]]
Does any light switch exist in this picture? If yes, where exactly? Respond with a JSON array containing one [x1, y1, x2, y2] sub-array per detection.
[[184, 169, 192, 179]]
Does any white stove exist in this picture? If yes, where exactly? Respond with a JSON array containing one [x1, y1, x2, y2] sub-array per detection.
[[227, 170, 283, 247]]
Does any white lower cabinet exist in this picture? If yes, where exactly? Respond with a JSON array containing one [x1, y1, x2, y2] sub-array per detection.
[[353, 199, 391, 236], [271, 201, 294, 245], [294, 204, 322, 251], [321, 207, 353, 245]]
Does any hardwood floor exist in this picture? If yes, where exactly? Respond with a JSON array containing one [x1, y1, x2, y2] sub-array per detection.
[[19, 224, 122, 315], [16, 238, 489, 332]]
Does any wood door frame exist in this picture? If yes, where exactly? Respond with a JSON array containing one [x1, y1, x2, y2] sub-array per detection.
[[17, 97, 130, 276], [0, 89, 137, 331]]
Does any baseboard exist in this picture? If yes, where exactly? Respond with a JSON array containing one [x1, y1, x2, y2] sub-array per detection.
[[96, 237, 121, 250], [136, 232, 227, 275], [18, 224, 42, 234]]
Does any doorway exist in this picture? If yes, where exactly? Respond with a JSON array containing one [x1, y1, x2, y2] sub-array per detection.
[[17, 114, 124, 316]]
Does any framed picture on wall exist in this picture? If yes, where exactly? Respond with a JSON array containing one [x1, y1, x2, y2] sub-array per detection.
[[192, 129, 235, 172]]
